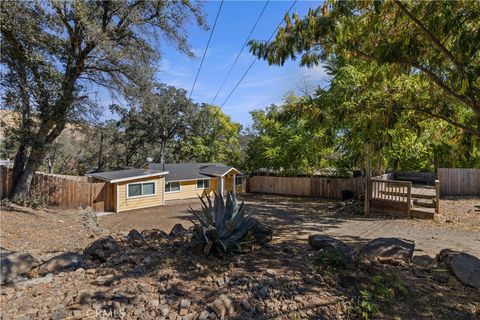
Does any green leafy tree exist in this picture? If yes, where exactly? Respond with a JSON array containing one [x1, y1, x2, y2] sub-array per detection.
[[116, 84, 199, 165], [1, 0, 206, 198], [249, 0, 480, 138], [245, 94, 330, 175], [179, 105, 241, 166]]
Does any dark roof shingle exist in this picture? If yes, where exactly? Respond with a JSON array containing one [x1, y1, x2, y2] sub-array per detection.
[[148, 163, 240, 182], [87, 168, 167, 182]]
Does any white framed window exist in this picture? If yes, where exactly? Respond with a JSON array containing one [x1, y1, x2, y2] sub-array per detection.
[[235, 176, 243, 186], [127, 181, 156, 198], [165, 181, 181, 193], [196, 179, 210, 189]]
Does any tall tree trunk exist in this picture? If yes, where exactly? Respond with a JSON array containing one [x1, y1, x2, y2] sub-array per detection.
[[159, 140, 166, 164], [10, 143, 28, 196], [10, 147, 46, 198], [10, 120, 64, 199]]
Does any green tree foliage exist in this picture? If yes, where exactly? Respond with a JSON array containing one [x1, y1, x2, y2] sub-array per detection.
[[179, 105, 241, 166], [115, 84, 199, 165], [1, 0, 206, 198], [244, 94, 330, 176], [249, 0, 480, 139]]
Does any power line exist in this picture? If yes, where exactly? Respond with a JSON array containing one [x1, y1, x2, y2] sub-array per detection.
[[220, 0, 298, 108], [211, 0, 270, 105], [189, 0, 224, 99]]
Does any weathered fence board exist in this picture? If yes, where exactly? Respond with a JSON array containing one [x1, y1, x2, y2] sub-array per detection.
[[0, 168, 111, 211], [247, 176, 364, 199], [438, 168, 480, 196]]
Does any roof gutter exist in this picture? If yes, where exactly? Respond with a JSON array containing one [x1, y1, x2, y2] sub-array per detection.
[[88, 171, 169, 183]]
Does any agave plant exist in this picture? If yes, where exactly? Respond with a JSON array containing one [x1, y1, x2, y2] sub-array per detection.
[[189, 192, 271, 255]]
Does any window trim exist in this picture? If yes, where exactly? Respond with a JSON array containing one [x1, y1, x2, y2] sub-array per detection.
[[165, 181, 181, 193], [196, 179, 211, 190], [126, 180, 157, 199]]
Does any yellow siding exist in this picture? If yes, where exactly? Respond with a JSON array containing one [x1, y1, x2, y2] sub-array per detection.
[[115, 176, 164, 212], [164, 179, 218, 201]]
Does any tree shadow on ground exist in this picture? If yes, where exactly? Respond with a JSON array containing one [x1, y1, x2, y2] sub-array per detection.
[[75, 233, 480, 320]]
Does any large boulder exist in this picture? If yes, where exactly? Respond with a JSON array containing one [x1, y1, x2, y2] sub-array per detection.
[[84, 236, 119, 262], [437, 249, 480, 289], [308, 235, 355, 261], [141, 229, 169, 242], [169, 223, 188, 238], [38, 252, 83, 276], [126, 229, 146, 247], [360, 237, 415, 264], [1, 248, 39, 284]]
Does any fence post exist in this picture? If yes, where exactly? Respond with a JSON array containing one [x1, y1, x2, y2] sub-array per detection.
[[435, 179, 440, 214], [364, 156, 371, 215], [407, 182, 412, 218]]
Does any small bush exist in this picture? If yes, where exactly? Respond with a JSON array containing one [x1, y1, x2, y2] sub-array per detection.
[[354, 271, 409, 319], [314, 248, 347, 269], [13, 194, 48, 209]]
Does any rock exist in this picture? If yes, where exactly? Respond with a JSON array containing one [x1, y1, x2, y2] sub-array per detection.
[[81, 207, 104, 236], [159, 305, 170, 316], [437, 249, 480, 289], [149, 299, 160, 308], [84, 236, 119, 262], [250, 220, 273, 245], [308, 235, 356, 261], [211, 294, 234, 318], [15, 273, 54, 287], [142, 229, 169, 241], [179, 308, 189, 316], [198, 310, 210, 320], [51, 305, 68, 320], [126, 229, 146, 247], [169, 224, 188, 238], [412, 255, 436, 269], [179, 299, 191, 309], [1, 249, 39, 284], [360, 237, 414, 264], [38, 252, 83, 276], [216, 276, 226, 287]]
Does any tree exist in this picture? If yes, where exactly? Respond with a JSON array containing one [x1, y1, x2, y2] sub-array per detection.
[[115, 83, 199, 165], [245, 94, 330, 175], [249, 0, 480, 138], [179, 105, 241, 166], [1, 0, 206, 198]]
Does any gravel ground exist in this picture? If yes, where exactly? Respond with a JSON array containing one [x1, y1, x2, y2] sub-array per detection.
[[2, 194, 479, 259], [98, 194, 480, 258], [1, 195, 479, 319]]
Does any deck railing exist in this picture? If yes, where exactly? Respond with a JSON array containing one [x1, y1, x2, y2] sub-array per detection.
[[370, 177, 412, 218]]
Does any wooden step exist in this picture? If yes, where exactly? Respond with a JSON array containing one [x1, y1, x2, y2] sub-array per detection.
[[413, 198, 435, 208]]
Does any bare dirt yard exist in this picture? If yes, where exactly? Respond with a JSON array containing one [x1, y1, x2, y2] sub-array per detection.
[[98, 194, 480, 258], [1, 194, 479, 319]]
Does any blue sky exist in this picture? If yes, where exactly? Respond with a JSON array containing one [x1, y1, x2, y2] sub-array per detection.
[[105, 1, 330, 127]]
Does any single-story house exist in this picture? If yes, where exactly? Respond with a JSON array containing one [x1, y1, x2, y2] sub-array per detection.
[[86, 163, 244, 213]]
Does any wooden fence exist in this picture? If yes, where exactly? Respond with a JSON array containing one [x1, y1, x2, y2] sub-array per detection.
[[0, 167, 113, 211], [247, 175, 364, 199], [438, 168, 480, 196]]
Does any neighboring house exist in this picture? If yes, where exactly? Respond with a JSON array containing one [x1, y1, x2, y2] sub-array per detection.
[[87, 163, 244, 213]]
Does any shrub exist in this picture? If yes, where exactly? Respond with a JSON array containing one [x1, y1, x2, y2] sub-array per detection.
[[189, 192, 272, 255], [354, 271, 409, 319], [13, 193, 48, 209]]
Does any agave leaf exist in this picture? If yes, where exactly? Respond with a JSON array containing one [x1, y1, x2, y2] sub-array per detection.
[[206, 194, 214, 222], [224, 192, 234, 224], [198, 195, 214, 226]]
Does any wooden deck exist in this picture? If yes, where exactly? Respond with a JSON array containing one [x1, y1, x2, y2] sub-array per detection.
[[370, 178, 439, 219]]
